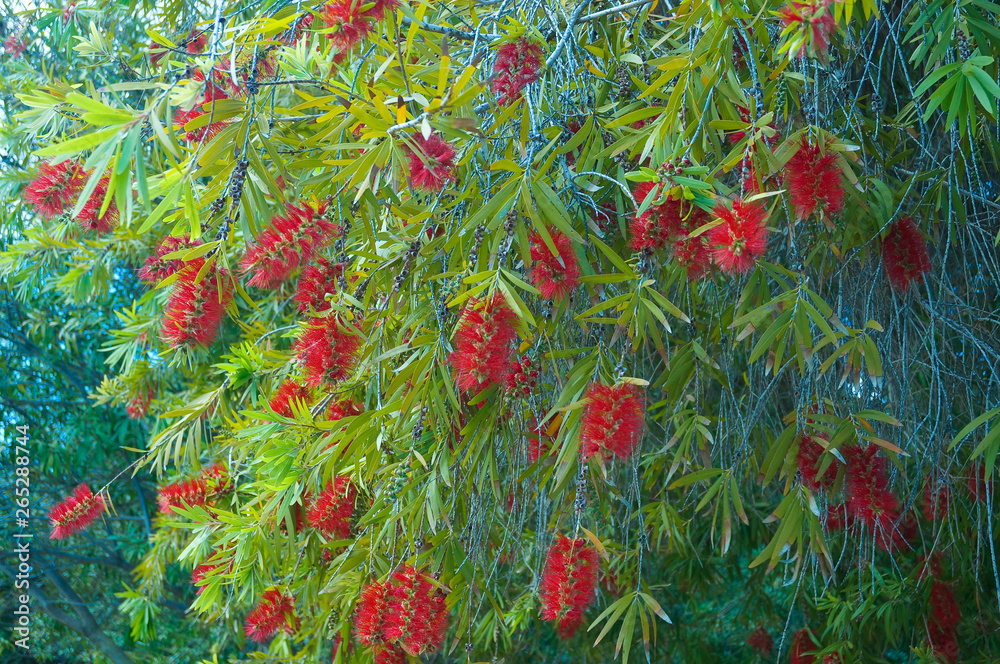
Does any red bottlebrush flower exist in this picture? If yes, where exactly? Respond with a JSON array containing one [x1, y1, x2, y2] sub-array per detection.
[[579, 382, 645, 463], [295, 315, 363, 389], [504, 355, 539, 397], [75, 176, 119, 233], [241, 202, 339, 288], [290, 12, 315, 43], [882, 216, 932, 292], [328, 398, 364, 421], [824, 502, 848, 531], [269, 380, 311, 417], [449, 293, 519, 394], [778, 0, 838, 60], [727, 105, 780, 146], [789, 629, 817, 664], [529, 228, 581, 301], [747, 626, 774, 655], [797, 434, 834, 491], [295, 258, 345, 313], [191, 562, 219, 594], [173, 105, 230, 144], [157, 464, 230, 514], [355, 566, 449, 658], [160, 258, 232, 348], [842, 445, 903, 549], [966, 463, 993, 502], [185, 30, 208, 54], [125, 388, 155, 419], [49, 483, 105, 540], [23, 160, 88, 219], [629, 182, 687, 251], [365, 0, 400, 20], [138, 235, 200, 285], [786, 139, 845, 220], [245, 589, 296, 642], [708, 198, 769, 274], [526, 416, 551, 463], [4, 34, 27, 56], [492, 39, 544, 105], [927, 580, 960, 662], [306, 476, 356, 538], [321, 0, 375, 53], [406, 133, 457, 192], [538, 534, 599, 639], [922, 478, 951, 521]]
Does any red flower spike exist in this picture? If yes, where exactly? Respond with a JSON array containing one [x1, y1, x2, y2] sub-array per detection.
[[797, 434, 834, 491], [786, 139, 845, 220], [4, 34, 27, 57], [922, 479, 951, 521], [579, 383, 645, 463], [23, 160, 88, 219], [241, 201, 339, 288], [321, 0, 376, 53], [160, 258, 233, 348], [449, 293, 519, 394], [966, 463, 993, 502], [157, 464, 231, 514], [504, 355, 540, 397], [779, 0, 838, 60], [355, 566, 449, 658], [881, 216, 932, 292], [789, 629, 817, 664], [927, 580, 960, 662], [269, 380, 311, 417], [407, 133, 457, 192], [525, 416, 551, 463], [747, 626, 774, 655], [708, 198, 769, 274], [295, 315, 363, 389], [191, 562, 218, 594], [528, 228, 581, 301], [842, 444, 905, 549], [245, 589, 296, 642], [539, 534, 599, 639], [49, 483, 105, 540], [75, 176, 119, 233], [492, 39, 544, 105], [295, 258, 345, 312], [125, 388, 156, 419], [327, 398, 364, 421], [138, 235, 200, 285], [306, 476, 356, 538]]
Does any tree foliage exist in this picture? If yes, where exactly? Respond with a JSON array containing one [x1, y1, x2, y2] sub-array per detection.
[[2, 0, 1000, 661]]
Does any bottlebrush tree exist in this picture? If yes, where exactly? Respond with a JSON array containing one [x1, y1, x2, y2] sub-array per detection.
[[2, 0, 1000, 661]]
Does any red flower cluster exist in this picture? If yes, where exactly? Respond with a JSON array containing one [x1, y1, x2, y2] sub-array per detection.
[[746, 625, 774, 655], [882, 217, 931, 292], [137, 235, 199, 285], [449, 294, 518, 394], [49, 483, 105, 540], [295, 315, 363, 388], [504, 354, 539, 397], [321, 0, 398, 55], [76, 176, 120, 233], [306, 476, 356, 538], [355, 565, 449, 661], [708, 198, 769, 274], [526, 416, 551, 463], [789, 629, 818, 664], [579, 382, 645, 463], [779, 0, 838, 59], [407, 134, 457, 192], [23, 160, 87, 219], [295, 258, 345, 313], [539, 534, 599, 638], [157, 464, 230, 514], [191, 561, 219, 594], [150, 29, 207, 66], [241, 201, 339, 288], [529, 228, 580, 301], [125, 388, 155, 419], [245, 589, 296, 642], [4, 34, 27, 56], [927, 580, 960, 662], [160, 258, 233, 348], [174, 71, 230, 143], [328, 398, 364, 421], [727, 105, 780, 147], [797, 434, 834, 491], [492, 39, 544, 105], [786, 139, 845, 220], [629, 183, 712, 276], [842, 445, 902, 549], [269, 380, 311, 417], [966, 463, 993, 502], [922, 478, 951, 521]]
